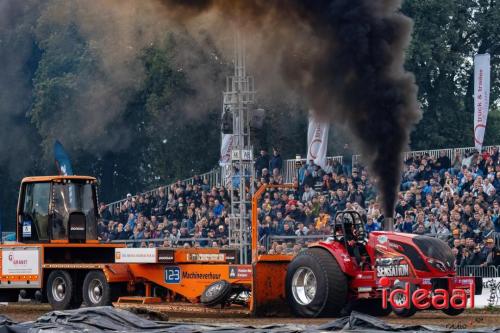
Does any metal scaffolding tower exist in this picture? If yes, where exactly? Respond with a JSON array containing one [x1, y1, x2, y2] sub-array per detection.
[[223, 31, 256, 264]]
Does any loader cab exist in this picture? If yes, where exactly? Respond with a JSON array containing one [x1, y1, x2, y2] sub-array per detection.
[[17, 176, 98, 243]]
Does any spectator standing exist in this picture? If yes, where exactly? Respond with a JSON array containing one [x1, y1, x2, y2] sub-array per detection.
[[99, 203, 112, 222], [342, 143, 353, 177], [450, 151, 463, 175], [294, 162, 305, 185], [323, 159, 334, 175], [269, 148, 283, 174], [255, 149, 270, 178], [332, 160, 343, 175], [485, 238, 500, 266], [436, 151, 451, 175]]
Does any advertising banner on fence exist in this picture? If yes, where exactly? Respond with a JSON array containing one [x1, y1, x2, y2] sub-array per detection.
[[115, 248, 157, 263], [474, 53, 491, 151], [1, 248, 39, 275], [307, 115, 329, 168], [475, 277, 500, 308]]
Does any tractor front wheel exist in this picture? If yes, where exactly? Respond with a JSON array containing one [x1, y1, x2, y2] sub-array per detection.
[[391, 282, 417, 318], [286, 248, 348, 317]]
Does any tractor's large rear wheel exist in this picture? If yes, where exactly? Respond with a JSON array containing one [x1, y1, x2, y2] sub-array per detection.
[[286, 248, 347, 317]]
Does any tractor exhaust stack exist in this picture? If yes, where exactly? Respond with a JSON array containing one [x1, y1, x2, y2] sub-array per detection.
[[385, 217, 395, 232]]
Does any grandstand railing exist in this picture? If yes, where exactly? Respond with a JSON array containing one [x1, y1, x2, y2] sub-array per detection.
[[106, 168, 221, 213], [283, 144, 500, 182], [107, 236, 241, 249], [283, 156, 343, 183], [457, 265, 500, 278], [106, 144, 500, 211]]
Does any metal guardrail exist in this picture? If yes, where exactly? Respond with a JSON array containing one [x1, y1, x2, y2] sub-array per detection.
[[283, 156, 343, 183], [283, 144, 500, 182], [263, 234, 330, 252], [106, 168, 222, 214], [457, 265, 500, 278], [106, 236, 235, 248]]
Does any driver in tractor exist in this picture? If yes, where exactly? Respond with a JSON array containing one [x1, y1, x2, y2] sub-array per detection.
[[335, 216, 369, 267]]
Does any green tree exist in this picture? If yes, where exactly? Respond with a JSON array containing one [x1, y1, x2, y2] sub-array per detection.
[[403, 0, 500, 149]]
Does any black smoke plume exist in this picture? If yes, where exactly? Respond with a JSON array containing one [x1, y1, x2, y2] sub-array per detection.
[[158, 0, 422, 219]]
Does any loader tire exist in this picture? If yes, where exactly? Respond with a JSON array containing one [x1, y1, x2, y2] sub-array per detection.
[[82, 270, 112, 307], [46, 270, 80, 310], [201, 280, 233, 307], [286, 248, 348, 317]]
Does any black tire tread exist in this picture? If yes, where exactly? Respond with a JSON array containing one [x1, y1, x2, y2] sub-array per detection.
[[46, 270, 77, 310], [82, 270, 112, 307], [308, 248, 348, 316], [391, 282, 417, 318], [201, 280, 233, 307], [286, 247, 348, 317]]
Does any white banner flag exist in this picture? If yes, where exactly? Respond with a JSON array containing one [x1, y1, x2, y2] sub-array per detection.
[[474, 53, 491, 151], [307, 116, 329, 168], [219, 134, 233, 165]]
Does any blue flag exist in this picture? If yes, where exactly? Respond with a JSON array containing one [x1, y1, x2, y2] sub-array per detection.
[[54, 140, 74, 176]]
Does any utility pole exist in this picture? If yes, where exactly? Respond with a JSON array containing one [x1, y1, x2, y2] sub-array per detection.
[[223, 30, 256, 264]]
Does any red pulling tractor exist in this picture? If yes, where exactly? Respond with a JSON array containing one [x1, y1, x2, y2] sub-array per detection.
[[285, 210, 479, 318]]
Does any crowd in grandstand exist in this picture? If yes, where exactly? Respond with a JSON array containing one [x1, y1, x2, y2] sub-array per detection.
[[98, 177, 232, 249], [98, 146, 500, 266]]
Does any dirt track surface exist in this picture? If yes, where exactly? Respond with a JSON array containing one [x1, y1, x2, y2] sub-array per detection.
[[1, 303, 499, 329]]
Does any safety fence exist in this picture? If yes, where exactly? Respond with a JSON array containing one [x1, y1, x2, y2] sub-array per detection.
[[457, 265, 500, 278], [283, 144, 500, 182], [261, 234, 329, 254], [108, 236, 228, 248], [106, 168, 221, 213]]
